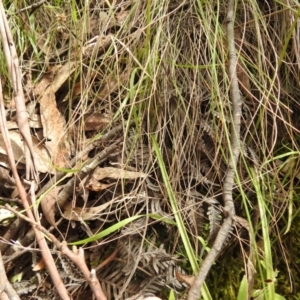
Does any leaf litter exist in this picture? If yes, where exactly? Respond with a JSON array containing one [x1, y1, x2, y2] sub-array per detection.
[[0, 1, 299, 300]]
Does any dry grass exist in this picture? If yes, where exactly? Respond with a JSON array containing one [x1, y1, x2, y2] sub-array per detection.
[[1, 0, 300, 299]]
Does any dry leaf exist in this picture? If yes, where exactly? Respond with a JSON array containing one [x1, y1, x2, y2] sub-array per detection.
[[84, 112, 112, 131], [33, 65, 62, 96], [62, 197, 116, 221], [86, 167, 147, 191], [175, 271, 195, 286], [91, 167, 147, 181], [86, 180, 115, 192], [5, 121, 19, 130], [38, 63, 77, 167], [39, 88, 70, 167], [41, 187, 62, 227], [82, 34, 112, 58], [0, 165, 16, 189], [32, 258, 46, 271], [97, 71, 129, 99], [0, 131, 55, 173], [50, 62, 76, 93]]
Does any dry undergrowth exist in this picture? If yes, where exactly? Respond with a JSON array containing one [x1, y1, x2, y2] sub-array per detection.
[[0, 0, 300, 299]]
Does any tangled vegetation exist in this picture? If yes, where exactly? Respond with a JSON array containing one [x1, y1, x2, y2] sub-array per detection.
[[0, 0, 299, 299]]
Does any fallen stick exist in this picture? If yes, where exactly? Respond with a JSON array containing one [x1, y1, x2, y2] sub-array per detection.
[[5, 204, 107, 300], [188, 0, 242, 298]]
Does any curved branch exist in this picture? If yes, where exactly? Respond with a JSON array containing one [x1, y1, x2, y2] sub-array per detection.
[[188, 0, 242, 298], [0, 3, 70, 299], [5, 205, 107, 300]]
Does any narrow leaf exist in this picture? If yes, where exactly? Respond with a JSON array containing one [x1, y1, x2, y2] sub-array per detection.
[[69, 215, 143, 245]]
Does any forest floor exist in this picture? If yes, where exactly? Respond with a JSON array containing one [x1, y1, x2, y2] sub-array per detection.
[[0, 1, 300, 300]]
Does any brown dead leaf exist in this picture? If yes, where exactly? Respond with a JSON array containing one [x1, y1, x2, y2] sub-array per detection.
[[62, 197, 115, 221], [92, 167, 147, 181], [34, 63, 77, 168], [41, 187, 62, 227], [38, 62, 77, 167], [50, 62, 76, 93], [97, 71, 130, 99], [39, 88, 69, 167], [86, 180, 115, 192], [84, 112, 112, 131], [82, 34, 112, 58], [0, 131, 55, 173], [175, 271, 195, 286], [32, 258, 46, 271], [0, 165, 16, 189], [33, 65, 62, 96], [5, 121, 18, 130], [86, 167, 147, 191]]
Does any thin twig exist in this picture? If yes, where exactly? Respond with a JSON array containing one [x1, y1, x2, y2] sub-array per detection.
[[0, 197, 22, 204], [17, 0, 47, 13], [5, 204, 107, 300], [0, 218, 25, 254], [95, 247, 119, 271], [188, 0, 242, 298], [36, 122, 128, 200], [0, 0, 38, 181], [0, 5, 70, 298], [0, 83, 70, 300], [0, 251, 20, 300], [56, 139, 122, 209]]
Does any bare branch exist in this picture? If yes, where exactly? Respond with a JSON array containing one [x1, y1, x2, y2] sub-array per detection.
[[5, 205, 107, 300], [0, 9, 70, 297], [0, 1, 38, 181], [0, 251, 20, 300], [36, 122, 128, 201], [188, 0, 242, 298]]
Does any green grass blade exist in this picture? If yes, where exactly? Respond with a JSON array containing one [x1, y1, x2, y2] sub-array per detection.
[[151, 135, 212, 300], [69, 215, 143, 245], [237, 275, 248, 300], [250, 168, 275, 300]]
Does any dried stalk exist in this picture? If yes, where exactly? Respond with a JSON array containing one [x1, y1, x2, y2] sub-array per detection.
[[36, 122, 128, 200], [56, 139, 122, 209], [188, 0, 241, 298], [0, 0, 37, 181], [5, 205, 107, 300], [0, 251, 20, 300], [0, 3, 71, 299], [0, 82, 70, 299]]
